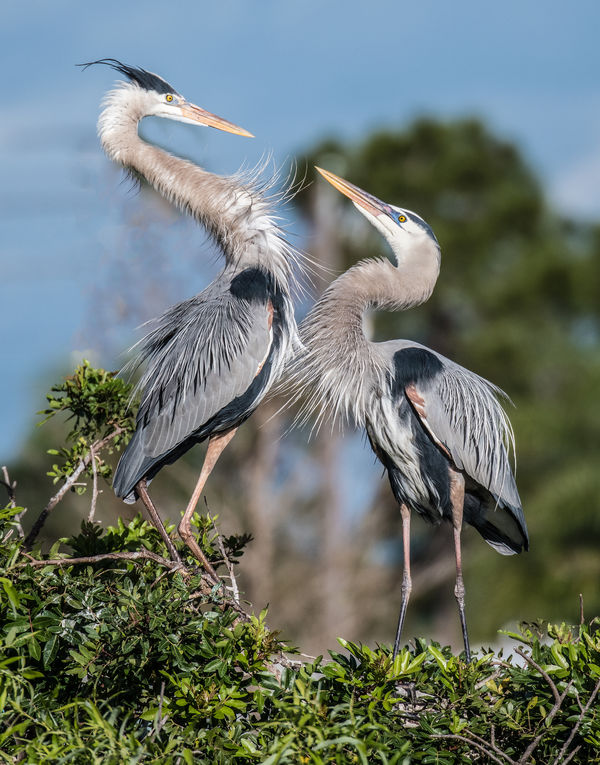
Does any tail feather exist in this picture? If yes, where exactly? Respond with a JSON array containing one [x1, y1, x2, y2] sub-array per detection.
[[113, 430, 154, 503], [464, 494, 529, 555], [113, 430, 201, 502]]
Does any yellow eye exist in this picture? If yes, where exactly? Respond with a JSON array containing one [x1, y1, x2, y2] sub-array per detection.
[[166, 94, 174, 102], [398, 214, 407, 223]]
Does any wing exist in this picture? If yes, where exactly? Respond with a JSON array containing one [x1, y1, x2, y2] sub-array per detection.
[[138, 289, 272, 457], [113, 273, 275, 499], [392, 344, 528, 553]]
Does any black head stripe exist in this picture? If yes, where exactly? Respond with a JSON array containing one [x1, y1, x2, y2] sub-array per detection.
[[79, 59, 178, 95], [406, 210, 439, 247]]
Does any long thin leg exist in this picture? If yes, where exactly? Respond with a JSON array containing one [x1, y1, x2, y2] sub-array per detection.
[[136, 478, 182, 565], [178, 428, 238, 582], [449, 467, 471, 662], [393, 503, 412, 659]]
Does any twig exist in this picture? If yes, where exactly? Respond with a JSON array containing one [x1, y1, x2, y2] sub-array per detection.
[[1, 466, 25, 539], [87, 446, 99, 523], [579, 593, 584, 627], [432, 734, 514, 764], [475, 669, 503, 690], [515, 648, 560, 705], [562, 745, 582, 765], [518, 679, 573, 764], [24, 426, 124, 549], [20, 549, 183, 571], [551, 678, 600, 765], [467, 729, 518, 764], [155, 680, 167, 736], [210, 513, 240, 604], [1, 466, 16, 506]]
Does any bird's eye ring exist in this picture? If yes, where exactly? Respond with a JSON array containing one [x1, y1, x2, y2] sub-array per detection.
[[165, 94, 174, 102], [398, 214, 407, 223]]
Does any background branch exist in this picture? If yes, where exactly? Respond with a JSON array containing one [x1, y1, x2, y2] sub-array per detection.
[[24, 426, 124, 549], [2, 465, 25, 539], [87, 445, 99, 523]]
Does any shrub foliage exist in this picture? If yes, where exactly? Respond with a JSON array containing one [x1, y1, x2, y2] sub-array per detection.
[[1, 365, 600, 763]]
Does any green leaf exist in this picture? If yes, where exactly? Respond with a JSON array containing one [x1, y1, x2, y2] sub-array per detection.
[[28, 637, 41, 661], [428, 645, 448, 671], [0, 577, 20, 608]]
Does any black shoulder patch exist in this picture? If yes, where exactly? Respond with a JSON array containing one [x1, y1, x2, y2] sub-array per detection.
[[392, 347, 444, 394], [80, 59, 177, 95], [229, 268, 271, 303]]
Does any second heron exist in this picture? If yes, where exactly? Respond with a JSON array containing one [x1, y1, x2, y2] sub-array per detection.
[[291, 167, 528, 661]]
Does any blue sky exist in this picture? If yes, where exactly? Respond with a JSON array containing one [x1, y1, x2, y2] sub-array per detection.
[[1, 0, 599, 460]]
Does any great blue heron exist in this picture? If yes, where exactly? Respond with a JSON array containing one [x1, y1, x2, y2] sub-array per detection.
[[84, 59, 302, 578], [292, 167, 529, 661]]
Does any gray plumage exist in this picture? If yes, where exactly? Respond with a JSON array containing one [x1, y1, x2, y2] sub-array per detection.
[[85, 59, 302, 571], [115, 273, 289, 501], [289, 167, 528, 659]]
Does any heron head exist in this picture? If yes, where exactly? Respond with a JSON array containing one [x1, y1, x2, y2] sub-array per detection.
[[315, 167, 440, 267], [81, 58, 253, 137]]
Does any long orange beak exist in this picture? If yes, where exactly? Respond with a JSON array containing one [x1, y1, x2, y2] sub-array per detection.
[[179, 101, 254, 137], [315, 166, 388, 216]]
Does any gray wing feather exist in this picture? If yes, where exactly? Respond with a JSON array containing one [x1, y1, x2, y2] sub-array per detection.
[[413, 354, 521, 509], [406, 353, 528, 553], [130, 283, 272, 460]]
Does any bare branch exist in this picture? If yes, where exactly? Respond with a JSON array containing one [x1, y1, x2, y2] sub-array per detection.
[[210, 512, 240, 604], [1, 466, 16, 506], [551, 678, 600, 765], [433, 734, 514, 764], [87, 446, 99, 523], [155, 680, 168, 737], [562, 746, 582, 765], [2, 466, 25, 539], [467, 730, 518, 765], [24, 426, 124, 549], [20, 549, 182, 571], [515, 648, 560, 705], [519, 679, 573, 764]]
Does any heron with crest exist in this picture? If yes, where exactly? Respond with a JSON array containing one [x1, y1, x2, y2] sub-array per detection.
[[84, 59, 303, 579], [291, 167, 529, 661]]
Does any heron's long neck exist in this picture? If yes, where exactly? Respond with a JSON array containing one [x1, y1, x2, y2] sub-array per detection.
[[98, 93, 292, 284], [296, 257, 438, 425]]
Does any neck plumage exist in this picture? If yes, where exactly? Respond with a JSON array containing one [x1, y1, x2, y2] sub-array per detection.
[[295, 256, 439, 427], [97, 88, 293, 286]]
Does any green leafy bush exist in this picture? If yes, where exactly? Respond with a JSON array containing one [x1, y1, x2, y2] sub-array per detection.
[[2, 507, 600, 763], [39, 360, 135, 490], [2, 365, 600, 763]]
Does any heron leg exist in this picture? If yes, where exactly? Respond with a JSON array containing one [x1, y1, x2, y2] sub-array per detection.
[[449, 467, 471, 662], [393, 503, 412, 659], [178, 428, 238, 582], [136, 479, 182, 565]]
